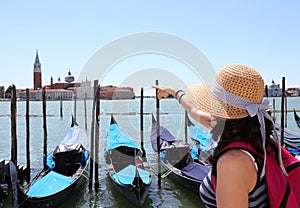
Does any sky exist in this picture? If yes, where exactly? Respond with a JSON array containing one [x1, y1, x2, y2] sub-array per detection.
[[1, 1, 300, 92]]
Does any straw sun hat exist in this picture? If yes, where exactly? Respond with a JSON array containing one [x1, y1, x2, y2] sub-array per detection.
[[186, 64, 265, 119]]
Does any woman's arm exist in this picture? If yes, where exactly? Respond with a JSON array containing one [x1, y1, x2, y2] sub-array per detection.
[[152, 85, 216, 129]]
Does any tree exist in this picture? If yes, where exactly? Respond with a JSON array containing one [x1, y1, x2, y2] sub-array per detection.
[[5, 85, 13, 98], [0, 86, 4, 98]]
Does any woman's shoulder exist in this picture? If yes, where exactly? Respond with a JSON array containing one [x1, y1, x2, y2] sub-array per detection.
[[217, 149, 258, 192], [218, 149, 256, 169]]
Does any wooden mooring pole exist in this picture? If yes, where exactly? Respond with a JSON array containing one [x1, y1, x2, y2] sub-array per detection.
[[280, 77, 285, 145], [265, 85, 268, 98], [89, 80, 98, 190], [42, 87, 48, 159], [9, 85, 19, 207], [94, 86, 100, 189], [140, 88, 145, 158], [60, 96, 63, 117], [184, 111, 188, 143], [84, 93, 87, 130], [285, 95, 287, 128], [26, 88, 30, 182], [10, 84, 17, 166], [273, 99, 276, 120], [155, 80, 161, 188], [73, 89, 77, 121]]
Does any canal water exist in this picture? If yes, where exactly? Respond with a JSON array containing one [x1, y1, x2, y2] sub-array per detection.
[[1, 97, 300, 207]]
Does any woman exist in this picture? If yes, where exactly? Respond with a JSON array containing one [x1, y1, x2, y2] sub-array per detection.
[[153, 64, 273, 207]]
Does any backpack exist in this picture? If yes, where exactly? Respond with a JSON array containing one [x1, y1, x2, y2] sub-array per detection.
[[213, 140, 300, 208]]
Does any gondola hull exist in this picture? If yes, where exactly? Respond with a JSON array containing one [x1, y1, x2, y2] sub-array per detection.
[[161, 162, 201, 194], [105, 146, 152, 206], [18, 164, 89, 207], [107, 169, 150, 206]]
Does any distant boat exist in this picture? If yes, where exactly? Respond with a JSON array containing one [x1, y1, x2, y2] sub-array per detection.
[[294, 109, 300, 129], [18, 117, 89, 207], [274, 126, 300, 149], [150, 115, 211, 194], [104, 115, 153, 206], [186, 115, 215, 162]]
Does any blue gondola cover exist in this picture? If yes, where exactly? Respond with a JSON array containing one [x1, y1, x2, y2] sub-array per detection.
[[105, 124, 140, 151], [27, 171, 74, 197], [188, 126, 211, 151], [112, 164, 151, 185]]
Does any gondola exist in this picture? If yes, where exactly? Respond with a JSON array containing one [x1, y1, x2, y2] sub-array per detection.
[[274, 126, 300, 149], [294, 109, 300, 129], [151, 115, 211, 194], [17, 117, 89, 207], [275, 128, 300, 160], [271, 121, 300, 159], [104, 115, 152, 206], [186, 115, 215, 164]]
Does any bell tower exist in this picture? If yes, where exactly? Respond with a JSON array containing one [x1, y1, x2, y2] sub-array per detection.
[[33, 49, 42, 90]]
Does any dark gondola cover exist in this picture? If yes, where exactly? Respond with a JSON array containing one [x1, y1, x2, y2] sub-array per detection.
[[273, 122, 300, 156], [276, 127, 300, 148], [294, 109, 300, 129], [150, 115, 211, 194], [104, 115, 152, 206], [18, 119, 89, 208]]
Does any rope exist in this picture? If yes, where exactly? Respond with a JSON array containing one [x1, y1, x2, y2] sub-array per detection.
[[98, 171, 108, 181], [161, 169, 174, 178]]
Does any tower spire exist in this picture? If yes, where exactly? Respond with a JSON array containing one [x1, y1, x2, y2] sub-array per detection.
[[33, 49, 42, 89], [35, 49, 40, 63]]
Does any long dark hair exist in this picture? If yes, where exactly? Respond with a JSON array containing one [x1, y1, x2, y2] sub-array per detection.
[[211, 115, 274, 160]]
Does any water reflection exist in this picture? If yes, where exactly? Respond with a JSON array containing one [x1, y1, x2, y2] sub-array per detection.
[[1, 97, 300, 207]]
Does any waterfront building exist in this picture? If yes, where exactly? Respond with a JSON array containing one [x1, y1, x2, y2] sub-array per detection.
[[286, 87, 300, 97], [18, 50, 135, 100], [75, 78, 93, 99], [75, 81, 135, 100], [19, 72, 77, 101], [18, 50, 77, 100], [99, 86, 135, 99], [267, 80, 282, 97]]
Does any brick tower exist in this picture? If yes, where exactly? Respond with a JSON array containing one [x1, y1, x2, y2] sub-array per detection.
[[33, 49, 42, 90]]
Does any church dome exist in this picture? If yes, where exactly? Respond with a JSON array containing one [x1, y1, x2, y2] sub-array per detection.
[[64, 70, 75, 83]]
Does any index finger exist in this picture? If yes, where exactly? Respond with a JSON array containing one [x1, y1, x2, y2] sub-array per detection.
[[152, 85, 162, 90]]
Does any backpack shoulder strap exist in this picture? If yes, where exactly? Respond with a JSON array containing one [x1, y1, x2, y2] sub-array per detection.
[[223, 141, 260, 155]]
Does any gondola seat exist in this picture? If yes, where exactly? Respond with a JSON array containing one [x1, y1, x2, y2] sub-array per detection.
[[109, 146, 140, 172], [53, 144, 84, 176], [163, 143, 190, 169]]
